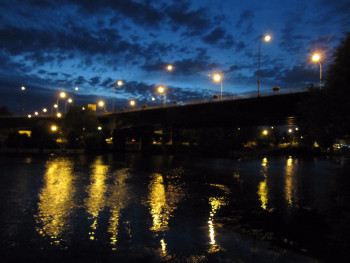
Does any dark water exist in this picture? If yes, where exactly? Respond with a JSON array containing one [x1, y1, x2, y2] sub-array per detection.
[[0, 153, 349, 262]]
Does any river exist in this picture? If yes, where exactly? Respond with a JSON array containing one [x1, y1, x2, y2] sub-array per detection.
[[0, 153, 349, 262]]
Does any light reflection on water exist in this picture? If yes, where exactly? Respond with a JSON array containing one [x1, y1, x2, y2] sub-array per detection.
[[85, 156, 109, 240], [207, 184, 230, 253], [35, 158, 75, 245], [1, 154, 339, 262], [258, 157, 269, 210], [285, 156, 298, 207]]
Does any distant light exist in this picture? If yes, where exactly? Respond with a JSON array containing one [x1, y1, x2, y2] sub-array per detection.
[[28, 114, 32, 118], [82, 107, 85, 110], [130, 100, 136, 106], [166, 64, 173, 71], [213, 74, 222, 82], [288, 129, 293, 133], [21, 86, 26, 91], [57, 113, 62, 118], [54, 104, 58, 108], [262, 130, 268, 135], [117, 80, 123, 86], [151, 97, 156, 101], [97, 126, 102, 130], [75, 87, 79, 91], [51, 125, 57, 132], [98, 101, 104, 107], [264, 35, 271, 42], [131, 139, 136, 142], [68, 98, 73, 103], [34, 111, 39, 116], [43, 108, 47, 112], [157, 86, 165, 94], [312, 53, 321, 62], [60, 92, 66, 98]]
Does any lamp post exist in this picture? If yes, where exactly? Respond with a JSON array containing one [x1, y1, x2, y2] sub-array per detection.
[[98, 100, 106, 113], [157, 85, 166, 107], [113, 80, 123, 112], [212, 73, 223, 101], [56, 91, 66, 113], [72, 87, 79, 105], [312, 53, 322, 89], [65, 98, 73, 113], [41, 108, 47, 115], [162, 64, 173, 84], [257, 34, 271, 97], [21, 86, 26, 116]]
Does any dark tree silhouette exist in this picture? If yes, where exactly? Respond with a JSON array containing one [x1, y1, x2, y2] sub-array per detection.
[[300, 32, 350, 149]]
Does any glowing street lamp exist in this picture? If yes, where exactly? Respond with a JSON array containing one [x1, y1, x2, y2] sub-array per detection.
[[56, 91, 67, 113], [57, 112, 62, 118], [98, 100, 106, 113], [162, 64, 174, 84], [212, 73, 223, 101], [51, 125, 57, 132], [65, 98, 73, 113], [257, 34, 272, 97], [130, 100, 136, 106], [312, 53, 323, 89], [112, 80, 123, 112], [20, 86, 26, 115], [157, 85, 166, 107]]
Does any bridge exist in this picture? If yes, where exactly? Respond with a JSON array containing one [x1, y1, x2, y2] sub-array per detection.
[[0, 92, 309, 151], [101, 92, 308, 129]]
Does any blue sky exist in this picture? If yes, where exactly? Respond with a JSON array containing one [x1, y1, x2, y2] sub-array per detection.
[[0, 0, 349, 114]]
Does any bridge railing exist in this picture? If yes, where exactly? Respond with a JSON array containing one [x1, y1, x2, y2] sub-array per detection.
[[105, 84, 310, 114]]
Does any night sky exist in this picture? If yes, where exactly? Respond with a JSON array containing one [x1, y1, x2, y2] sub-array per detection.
[[1, 0, 349, 114]]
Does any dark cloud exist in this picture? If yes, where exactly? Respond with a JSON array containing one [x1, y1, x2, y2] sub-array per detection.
[[202, 26, 234, 48], [69, 0, 164, 27], [278, 64, 319, 85], [166, 4, 211, 35], [141, 48, 219, 75]]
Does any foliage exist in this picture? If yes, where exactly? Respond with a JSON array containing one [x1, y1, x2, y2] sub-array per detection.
[[62, 106, 101, 148], [300, 32, 350, 148], [0, 106, 12, 116]]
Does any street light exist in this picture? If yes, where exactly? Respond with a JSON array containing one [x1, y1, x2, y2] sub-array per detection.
[[312, 53, 323, 89], [20, 86, 26, 115], [257, 34, 272, 97], [113, 80, 123, 112], [130, 100, 136, 106], [56, 91, 66, 113], [157, 85, 166, 107], [98, 100, 106, 113], [42, 108, 47, 115], [65, 98, 73, 113], [162, 64, 173, 84], [212, 73, 223, 101]]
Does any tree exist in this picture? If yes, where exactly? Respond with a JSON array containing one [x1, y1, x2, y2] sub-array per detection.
[[62, 106, 100, 148], [0, 106, 11, 116], [300, 32, 350, 149]]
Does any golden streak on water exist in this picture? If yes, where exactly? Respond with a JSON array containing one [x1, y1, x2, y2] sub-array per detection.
[[207, 184, 230, 253], [285, 156, 297, 207], [107, 168, 132, 249], [148, 173, 183, 232], [160, 238, 167, 256], [85, 156, 109, 241], [258, 157, 269, 210], [35, 158, 75, 245]]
